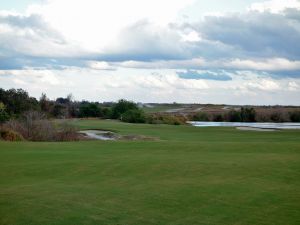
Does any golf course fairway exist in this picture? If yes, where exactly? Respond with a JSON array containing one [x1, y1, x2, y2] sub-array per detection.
[[1, 119, 299, 225]]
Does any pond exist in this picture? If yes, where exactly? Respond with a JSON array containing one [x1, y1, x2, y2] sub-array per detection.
[[188, 121, 300, 129]]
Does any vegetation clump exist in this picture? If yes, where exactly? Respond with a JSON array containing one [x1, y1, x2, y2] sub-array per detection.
[[2, 111, 79, 142], [121, 109, 146, 123], [289, 111, 300, 122], [192, 112, 209, 121], [147, 114, 186, 125], [0, 102, 9, 123], [0, 128, 24, 141]]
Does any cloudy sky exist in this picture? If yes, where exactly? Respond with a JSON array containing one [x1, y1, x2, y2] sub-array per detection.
[[0, 0, 300, 104]]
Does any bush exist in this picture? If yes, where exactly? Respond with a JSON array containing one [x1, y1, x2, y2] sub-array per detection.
[[55, 123, 79, 141], [0, 102, 9, 123], [3, 111, 80, 142], [241, 107, 256, 122], [192, 112, 209, 121], [213, 114, 224, 122], [0, 128, 24, 141], [147, 114, 186, 125], [79, 103, 102, 118], [0, 109, 9, 123], [102, 107, 112, 118], [111, 99, 138, 119], [21, 111, 57, 141], [289, 111, 300, 122], [270, 112, 285, 122], [121, 109, 146, 123], [227, 110, 241, 122]]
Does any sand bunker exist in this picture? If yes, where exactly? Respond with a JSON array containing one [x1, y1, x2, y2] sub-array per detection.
[[79, 130, 116, 140], [236, 127, 278, 132], [79, 130, 158, 141]]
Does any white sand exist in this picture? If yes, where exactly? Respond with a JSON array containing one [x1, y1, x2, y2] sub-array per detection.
[[236, 127, 277, 132]]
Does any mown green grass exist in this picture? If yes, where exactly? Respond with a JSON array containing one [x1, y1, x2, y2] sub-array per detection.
[[0, 119, 300, 225]]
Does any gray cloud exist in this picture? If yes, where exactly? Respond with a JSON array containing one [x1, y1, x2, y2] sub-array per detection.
[[1, 7, 300, 79], [0, 13, 89, 68], [196, 10, 300, 59], [98, 20, 190, 62]]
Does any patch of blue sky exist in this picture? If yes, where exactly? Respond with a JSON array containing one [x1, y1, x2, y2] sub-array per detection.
[[177, 70, 232, 81], [0, 0, 44, 12]]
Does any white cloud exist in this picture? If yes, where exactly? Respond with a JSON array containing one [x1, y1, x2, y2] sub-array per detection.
[[288, 81, 299, 91], [225, 58, 300, 71], [1, 68, 299, 105], [87, 61, 117, 71], [114, 57, 300, 73], [1, 0, 300, 105], [245, 79, 281, 91], [26, 0, 195, 51], [117, 58, 206, 69], [0, 13, 87, 58], [0, 69, 64, 86], [181, 30, 202, 42], [249, 0, 300, 13]]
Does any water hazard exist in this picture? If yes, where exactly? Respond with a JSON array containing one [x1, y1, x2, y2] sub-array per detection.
[[188, 122, 300, 129]]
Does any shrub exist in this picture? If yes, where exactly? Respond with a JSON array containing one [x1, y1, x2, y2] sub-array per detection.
[[55, 123, 79, 141], [192, 112, 209, 121], [102, 107, 112, 118], [270, 112, 285, 122], [241, 107, 256, 122], [0, 109, 9, 124], [21, 111, 56, 141], [213, 114, 224, 122], [289, 111, 300, 122], [0, 128, 24, 141], [111, 99, 138, 119], [79, 103, 102, 118], [0, 102, 9, 123], [121, 109, 146, 123], [147, 114, 186, 125], [3, 111, 80, 141], [227, 110, 241, 122], [52, 104, 67, 118]]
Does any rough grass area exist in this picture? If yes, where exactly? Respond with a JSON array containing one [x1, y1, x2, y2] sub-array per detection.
[[0, 119, 300, 225]]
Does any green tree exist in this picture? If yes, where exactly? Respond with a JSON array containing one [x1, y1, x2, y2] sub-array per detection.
[[0, 88, 38, 115], [192, 112, 209, 121], [79, 103, 102, 117], [39, 93, 51, 112], [111, 99, 139, 119], [227, 110, 242, 122], [241, 107, 256, 122], [121, 109, 146, 123], [289, 111, 300, 122], [0, 102, 9, 123], [213, 114, 224, 122]]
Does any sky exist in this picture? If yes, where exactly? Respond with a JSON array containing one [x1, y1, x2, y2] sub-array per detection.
[[0, 0, 300, 105]]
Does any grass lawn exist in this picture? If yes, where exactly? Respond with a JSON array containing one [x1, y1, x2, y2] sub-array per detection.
[[0, 119, 300, 225]]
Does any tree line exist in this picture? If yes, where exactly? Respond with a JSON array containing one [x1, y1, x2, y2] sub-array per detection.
[[0, 88, 149, 123], [1, 88, 300, 124], [191, 107, 300, 122]]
